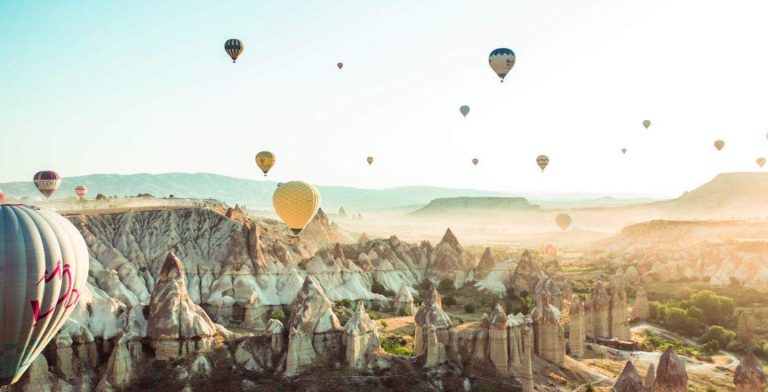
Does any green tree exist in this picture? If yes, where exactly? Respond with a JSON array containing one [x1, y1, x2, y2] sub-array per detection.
[[438, 278, 455, 293], [700, 325, 736, 348], [443, 296, 457, 307]]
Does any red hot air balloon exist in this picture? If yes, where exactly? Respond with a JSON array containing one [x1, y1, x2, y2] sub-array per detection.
[[542, 243, 557, 257], [0, 190, 5, 204], [33, 171, 62, 199], [74, 186, 88, 200]]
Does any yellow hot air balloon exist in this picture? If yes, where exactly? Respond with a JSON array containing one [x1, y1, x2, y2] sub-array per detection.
[[255, 151, 276, 176], [758, 157, 766, 168], [273, 181, 321, 234], [714, 140, 725, 151]]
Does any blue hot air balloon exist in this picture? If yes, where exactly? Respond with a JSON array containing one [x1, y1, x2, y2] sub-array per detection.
[[488, 48, 516, 82]]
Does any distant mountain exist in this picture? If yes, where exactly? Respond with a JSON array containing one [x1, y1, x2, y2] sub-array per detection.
[[411, 197, 539, 215], [651, 172, 768, 218], [0, 172, 517, 212]]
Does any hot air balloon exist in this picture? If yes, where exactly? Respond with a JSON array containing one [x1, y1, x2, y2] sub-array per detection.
[[488, 48, 516, 82], [0, 205, 89, 385], [621, 148, 627, 154], [33, 171, 61, 199], [714, 140, 725, 151], [0, 190, 5, 204], [74, 186, 88, 200], [472, 158, 479, 166], [337, 62, 343, 70], [224, 39, 243, 63], [536, 155, 549, 172], [460, 105, 470, 117], [272, 181, 321, 234], [255, 151, 276, 176], [555, 213, 572, 231], [642, 120, 651, 129], [758, 157, 766, 168], [542, 243, 557, 257], [367, 156, 374, 165]]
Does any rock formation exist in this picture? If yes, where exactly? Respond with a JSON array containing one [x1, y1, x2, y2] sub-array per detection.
[[147, 252, 218, 360], [645, 363, 656, 391], [300, 208, 346, 244], [588, 282, 610, 338], [414, 287, 452, 363], [338, 207, 347, 217], [531, 293, 565, 365], [344, 302, 381, 368], [633, 287, 649, 320], [613, 361, 644, 392], [358, 232, 370, 243], [488, 304, 509, 373], [427, 228, 476, 288], [734, 353, 767, 391], [654, 349, 688, 392], [393, 282, 416, 316], [568, 295, 585, 357], [285, 276, 343, 375], [609, 274, 631, 340], [534, 276, 563, 309], [509, 250, 546, 295], [475, 247, 496, 278]]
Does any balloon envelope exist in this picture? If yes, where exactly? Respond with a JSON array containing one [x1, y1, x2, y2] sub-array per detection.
[[0, 205, 89, 384], [472, 158, 479, 166], [555, 213, 572, 231], [758, 157, 766, 168], [74, 186, 87, 199], [621, 148, 627, 154], [642, 120, 651, 129], [33, 171, 61, 199], [224, 39, 243, 63], [714, 140, 725, 151], [536, 155, 550, 171], [272, 181, 321, 234], [488, 48, 516, 82], [0, 191, 5, 204], [255, 151, 276, 176], [542, 244, 557, 257], [460, 105, 470, 117], [367, 156, 374, 165], [337, 62, 343, 69]]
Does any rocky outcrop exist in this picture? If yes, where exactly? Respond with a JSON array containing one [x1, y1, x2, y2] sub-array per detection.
[[338, 207, 347, 217], [633, 287, 649, 320], [414, 287, 452, 363], [393, 282, 416, 316], [534, 276, 563, 309], [609, 274, 631, 340], [588, 282, 610, 338], [427, 228, 476, 288], [613, 361, 644, 392], [285, 276, 343, 375], [734, 353, 767, 391], [147, 253, 219, 360], [645, 363, 656, 391], [357, 232, 370, 243], [531, 293, 565, 366], [654, 349, 688, 392], [344, 302, 380, 368], [300, 208, 348, 244], [568, 295, 585, 357], [475, 247, 496, 278], [509, 250, 546, 295]]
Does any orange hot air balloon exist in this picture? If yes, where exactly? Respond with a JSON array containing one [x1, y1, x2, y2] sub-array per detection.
[[714, 140, 725, 151], [758, 157, 766, 168], [555, 213, 572, 231], [272, 181, 321, 234]]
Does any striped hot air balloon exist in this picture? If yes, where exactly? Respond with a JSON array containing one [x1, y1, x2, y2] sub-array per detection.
[[33, 171, 61, 199], [74, 186, 88, 200], [536, 155, 550, 172], [488, 48, 516, 82], [224, 39, 243, 63], [0, 205, 89, 385], [272, 181, 321, 234]]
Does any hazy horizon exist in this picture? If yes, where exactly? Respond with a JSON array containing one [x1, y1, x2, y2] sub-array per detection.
[[3, 1, 768, 197]]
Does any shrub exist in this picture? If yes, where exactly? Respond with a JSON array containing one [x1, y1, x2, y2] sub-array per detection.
[[443, 296, 457, 307], [370, 302, 381, 312], [438, 278, 455, 293], [371, 280, 396, 298], [700, 325, 736, 348], [381, 336, 414, 356], [381, 320, 388, 328], [338, 299, 352, 308], [464, 304, 476, 314], [398, 308, 410, 317], [271, 309, 286, 323], [702, 340, 720, 355]]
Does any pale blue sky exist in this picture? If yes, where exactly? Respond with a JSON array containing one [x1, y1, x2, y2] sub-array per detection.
[[2, 1, 768, 197]]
